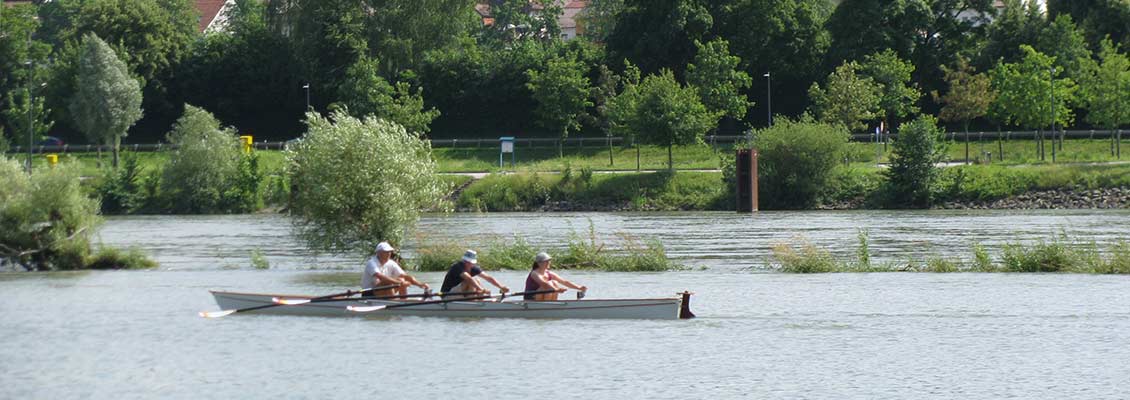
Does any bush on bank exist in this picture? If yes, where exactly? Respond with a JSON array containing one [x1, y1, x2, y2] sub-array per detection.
[[0, 157, 156, 271], [456, 169, 726, 211], [161, 105, 264, 214]]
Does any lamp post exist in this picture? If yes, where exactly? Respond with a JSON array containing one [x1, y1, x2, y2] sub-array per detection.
[[763, 72, 772, 127], [303, 83, 310, 110]]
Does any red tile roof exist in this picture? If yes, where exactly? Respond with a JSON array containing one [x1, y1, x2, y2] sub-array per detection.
[[195, 0, 227, 33]]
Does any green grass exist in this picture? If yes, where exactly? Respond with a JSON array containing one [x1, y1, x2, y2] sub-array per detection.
[[84, 246, 158, 270], [848, 138, 1127, 165], [936, 163, 1130, 202], [433, 143, 725, 172], [456, 170, 727, 211]]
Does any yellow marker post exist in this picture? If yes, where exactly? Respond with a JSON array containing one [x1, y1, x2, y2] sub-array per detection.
[[46, 154, 58, 168], [240, 135, 253, 154]]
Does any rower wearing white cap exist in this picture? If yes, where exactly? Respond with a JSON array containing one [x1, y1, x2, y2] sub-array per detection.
[[362, 241, 429, 297], [440, 249, 509, 297], [525, 252, 586, 301]]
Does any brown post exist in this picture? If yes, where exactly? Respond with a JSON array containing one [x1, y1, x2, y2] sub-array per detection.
[[678, 291, 695, 319], [736, 149, 759, 212]]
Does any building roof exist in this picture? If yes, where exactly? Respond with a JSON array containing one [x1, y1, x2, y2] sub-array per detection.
[[195, 0, 227, 33]]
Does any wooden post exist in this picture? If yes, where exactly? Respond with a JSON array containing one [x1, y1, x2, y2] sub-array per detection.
[[736, 148, 758, 213]]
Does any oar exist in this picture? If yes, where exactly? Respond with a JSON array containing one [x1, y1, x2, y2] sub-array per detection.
[[271, 284, 404, 305], [346, 289, 560, 313], [199, 284, 398, 318]]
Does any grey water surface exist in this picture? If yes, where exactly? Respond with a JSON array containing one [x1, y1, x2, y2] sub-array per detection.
[[2, 210, 1128, 399]]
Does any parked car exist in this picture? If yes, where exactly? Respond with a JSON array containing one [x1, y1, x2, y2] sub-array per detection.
[[38, 136, 64, 146]]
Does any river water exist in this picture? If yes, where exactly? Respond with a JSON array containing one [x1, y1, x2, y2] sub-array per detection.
[[2, 211, 1129, 399]]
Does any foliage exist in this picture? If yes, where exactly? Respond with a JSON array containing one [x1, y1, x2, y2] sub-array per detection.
[[0, 158, 101, 271], [884, 116, 947, 207], [990, 45, 1076, 130], [362, 0, 480, 76], [481, 0, 562, 44], [936, 57, 995, 130], [825, 0, 930, 67], [686, 38, 753, 121], [745, 117, 849, 209], [577, 0, 625, 42], [38, 0, 197, 115], [1037, 14, 1094, 82], [85, 246, 157, 269], [249, 248, 270, 270], [0, 4, 51, 103], [1048, 0, 1130, 50], [526, 54, 593, 155], [856, 229, 871, 269], [621, 70, 717, 169], [69, 33, 143, 168], [859, 49, 921, 127], [772, 238, 838, 273], [3, 87, 54, 146], [605, 0, 713, 76], [161, 105, 261, 213], [287, 110, 445, 255], [1078, 39, 1130, 130], [981, 0, 1046, 68], [96, 153, 151, 214], [332, 56, 440, 134], [808, 61, 881, 132]]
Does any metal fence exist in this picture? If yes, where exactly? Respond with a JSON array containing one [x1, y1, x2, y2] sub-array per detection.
[[4, 129, 1123, 154]]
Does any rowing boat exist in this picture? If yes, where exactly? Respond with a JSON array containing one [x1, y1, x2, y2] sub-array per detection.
[[209, 290, 695, 320]]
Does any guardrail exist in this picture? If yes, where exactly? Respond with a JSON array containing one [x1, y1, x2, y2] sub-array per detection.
[[3, 129, 1122, 154]]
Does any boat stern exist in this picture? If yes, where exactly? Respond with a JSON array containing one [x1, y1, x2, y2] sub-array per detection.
[[678, 291, 695, 319]]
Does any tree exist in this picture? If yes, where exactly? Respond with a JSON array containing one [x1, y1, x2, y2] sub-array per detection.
[[885, 115, 947, 208], [39, 0, 198, 115], [161, 105, 261, 214], [577, 0, 625, 42], [825, 0, 930, 67], [69, 33, 143, 169], [1048, 0, 1130, 50], [990, 45, 1076, 161], [1037, 15, 1094, 82], [860, 49, 922, 130], [981, 0, 1047, 68], [526, 54, 593, 157], [333, 56, 440, 135], [743, 117, 849, 209], [808, 61, 881, 132], [363, 0, 479, 76], [287, 110, 445, 254], [710, 0, 831, 120], [935, 57, 995, 164], [606, 60, 643, 146], [686, 39, 753, 122], [0, 158, 101, 271], [586, 64, 621, 165], [605, 0, 713, 76], [481, 0, 563, 44], [3, 88, 55, 150], [0, 4, 52, 113], [629, 70, 717, 170], [1078, 39, 1130, 157]]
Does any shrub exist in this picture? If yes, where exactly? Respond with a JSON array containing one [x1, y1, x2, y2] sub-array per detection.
[[732, 117, 849, 209], [162, 105, 262, 213], [772, 238, 839, 273], [96, 153, 154, 214], [884, 115, 947, 207], [85, 246, 157, 269], [288, 110, 445, 255], [0, 158, 101, 271], [1001, 240, 1074, 272]]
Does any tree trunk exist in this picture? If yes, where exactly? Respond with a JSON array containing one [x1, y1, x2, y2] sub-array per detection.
[[112, 136, 121, 169], [667, 144, 673, 171], [607, 135, 613, 166], [558, 136, 564, 159], [964, 123, 970, 165], [635, 143, 640, 172]]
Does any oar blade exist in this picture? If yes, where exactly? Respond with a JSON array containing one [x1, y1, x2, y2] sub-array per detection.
[[346, 305, 387, 313], [272, 297, 312, 305], [199, 309, 236, 318]]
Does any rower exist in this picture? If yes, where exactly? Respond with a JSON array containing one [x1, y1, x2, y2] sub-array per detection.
[[525, 252, 586, 301], [440, 250, 509, 298], [362, 242, 429, 297]]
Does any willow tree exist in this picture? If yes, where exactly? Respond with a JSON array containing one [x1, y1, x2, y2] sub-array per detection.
[[287, 111, 445, 255], [69, 33, 143, 168]]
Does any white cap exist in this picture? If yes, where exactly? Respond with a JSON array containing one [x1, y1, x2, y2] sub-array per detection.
[[375, 242, 395, 253], [535, 252, 552, 263], [462, 250, 478, 264]]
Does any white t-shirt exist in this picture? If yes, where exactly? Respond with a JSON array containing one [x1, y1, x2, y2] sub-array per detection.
[[362, 257, 405, 289]]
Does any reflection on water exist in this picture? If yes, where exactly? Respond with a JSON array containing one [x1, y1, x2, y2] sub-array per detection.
[[95, 210, 1130, 271]]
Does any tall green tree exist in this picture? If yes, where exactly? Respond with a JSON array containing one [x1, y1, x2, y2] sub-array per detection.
[[3, 88, 55, 150], [605, 0, 712, 76], [990, 45, 1076, 161], [1037, 15, 1094, 82], [69, 34, 143, 168], [526, 54, 593, 157], [808, 61, 881, 132], [981, 0, 1047, 68], [1078, 39, 1130, 157], [0, 4, 51, 113], [884, 115, 947, 208], [710, 0, 832, 119], [628, 70, 717, 170], [333, 56, 440, 135], [1048, 0, 1130, 50], [287, 110, 445, 254], [860, 49, 922, 130], [686, 39, 753, 122], [577, 0, 625, 42], [39, 0, 197, 116], [935, 57, 995, 163], [364, 0, 479, 76]]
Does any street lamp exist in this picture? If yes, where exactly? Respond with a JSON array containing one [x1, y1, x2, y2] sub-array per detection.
[[763, 72, 772, 127], [303, 83, 310, 110]]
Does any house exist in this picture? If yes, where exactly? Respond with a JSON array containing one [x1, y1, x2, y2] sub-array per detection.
[[475, 0, 589, 40], [195, 0, 234, 34]]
